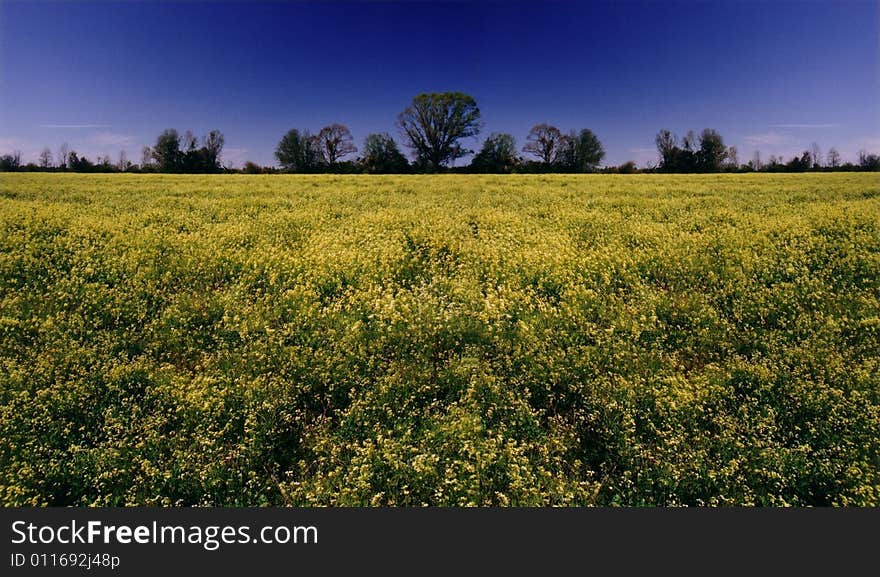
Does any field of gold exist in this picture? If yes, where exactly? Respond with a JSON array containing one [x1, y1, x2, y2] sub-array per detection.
[[1, 173, 877, 505]]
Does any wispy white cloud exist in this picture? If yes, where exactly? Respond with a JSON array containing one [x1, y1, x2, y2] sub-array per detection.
[[769, 123, 841, 129], [40, 124, 112, 129], [744, 132, 791, 147], [90, 132, 136, 147]]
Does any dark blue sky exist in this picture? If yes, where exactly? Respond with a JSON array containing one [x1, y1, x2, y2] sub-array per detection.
[[1, 1, 878, 167]]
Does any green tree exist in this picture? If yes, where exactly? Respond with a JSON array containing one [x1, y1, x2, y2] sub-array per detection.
[[361, 133, 409, 173], [0, 151, 21, 171], [67, 151, 94, 172], [617, 160, 638, 174], [858, 150, 880, 171], [397, 92, 480, 171], [559, 129, 605, 172], [203, 130, 225, 171], [655, 129, 678, 172], [242, 161, 264, 174], [697, 128, 727, 172], [152, 129, 182, 172], [275, 129, 321, 173], [470, 133, 519, 173]]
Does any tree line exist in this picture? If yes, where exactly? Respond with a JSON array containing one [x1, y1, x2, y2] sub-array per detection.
[[653, 128, 880, 173], [2, 91, 877, 173], [270, 93, 606, 174], [0, 128, 226, 174]]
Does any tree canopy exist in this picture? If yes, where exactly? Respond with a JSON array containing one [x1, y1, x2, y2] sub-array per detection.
[[316, 124, 357, 165], [397, 92, 481, 171], [361, 133, 410, 174], [470, 133, 519, 173], [275, 128, 321, 173], [4, 91, 877, 174], [522, 124, 564, 165], [150, 128, 225, 173], [558, 129, 605, 172], [656, 128, 731, 173]]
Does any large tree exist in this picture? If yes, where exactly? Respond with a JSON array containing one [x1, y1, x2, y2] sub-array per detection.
[[203, 130, 225, 170], [66, 151, 93, 172], [275, 128, 320, 172], [697, 128, 727, 172], [558, 129, 605, 172], [827, 147, 840, 168], [470, 133, 519, 173], [859, 150, 880, 171], [316, 124, 357, 165], [0, 151, 21, 171], [361, 133, 409, 173], [397, 92, 480, 171], [656, 128, 731, 173], [655, 129, 678, 171], [58, 142, 69, 170], [178, 130, 200, 172], [39, 147, 53, 169], [152, 129, 182, 172], [182, 130, 198, 153], [522, 124, 564, 165]]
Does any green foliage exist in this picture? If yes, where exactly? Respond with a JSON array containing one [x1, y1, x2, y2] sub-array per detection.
[[275, 129, 321, 173], [0, 173, 878, 506], [151, 129, 225, 173], [697, 128, 726, 173], [152, 129, 183, 173], [656, 128, 732, 173], [397, 92, 481, 171], [361, 133, 410, 174], [558, 129, 606, 173], [469, 133, 519, 173]]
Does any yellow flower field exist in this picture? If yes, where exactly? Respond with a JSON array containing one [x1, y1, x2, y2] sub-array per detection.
[[0, 173, 878, 505]]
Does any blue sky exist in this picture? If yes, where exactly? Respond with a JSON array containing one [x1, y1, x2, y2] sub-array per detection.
[[1, 1, 878, 168]]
